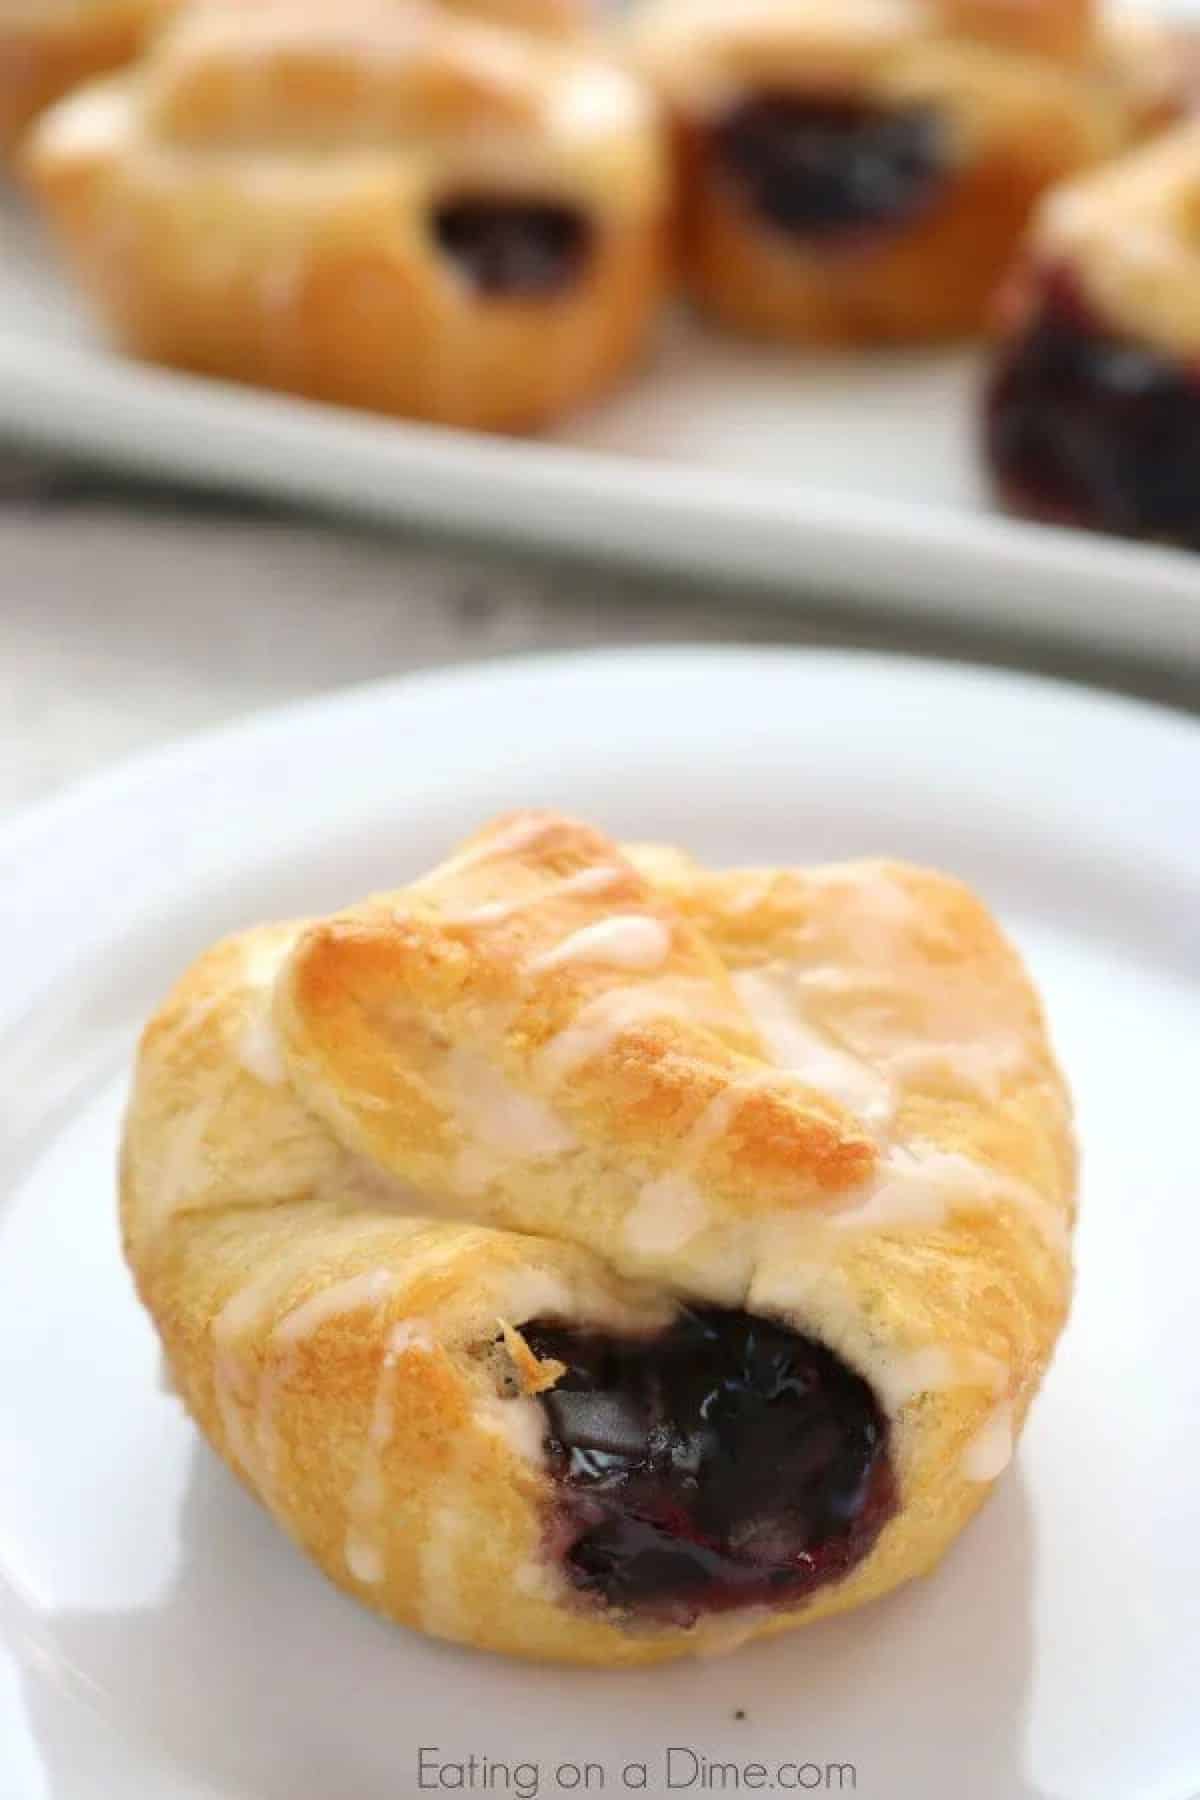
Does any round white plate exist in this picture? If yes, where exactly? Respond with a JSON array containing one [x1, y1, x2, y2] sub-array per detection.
[[1, 649, 1197, 1800]]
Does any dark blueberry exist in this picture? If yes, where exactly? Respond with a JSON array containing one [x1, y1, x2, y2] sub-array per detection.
[[709, 93, 948, 243], [522, 1308, 896, 1623], [985, 268, 1200, 546], [431, 196, 592, 297]]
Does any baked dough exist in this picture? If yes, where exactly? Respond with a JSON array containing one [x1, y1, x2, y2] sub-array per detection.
[[0, 0, 175, 152], [1015, 121, 1200, 365], [984, 121, 1200, 544], [628, 0, 1181, 343], [24, 0, 669, 431], [122, 811, 1076, 1665]]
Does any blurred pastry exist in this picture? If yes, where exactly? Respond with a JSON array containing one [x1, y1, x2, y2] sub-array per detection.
[[631, 0, 1183, 344], [25, 0, 669, 431], [0, 0, 175, 153], [440, 0, 592, 35], [985, 123, 1200, 548], [122, 810, 1076, 1665]]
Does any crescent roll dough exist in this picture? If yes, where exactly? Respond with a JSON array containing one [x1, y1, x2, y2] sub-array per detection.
[[24, 0, 668, 433], [121, 811, 1075, 1665], [0, 1, 177, 154]]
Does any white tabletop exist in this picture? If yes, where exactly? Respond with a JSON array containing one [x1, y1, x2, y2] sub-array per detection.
[[1, 447, 1197, 822]]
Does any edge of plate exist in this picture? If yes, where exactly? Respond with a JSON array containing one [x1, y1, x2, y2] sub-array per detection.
[[2, 336, 1199, 670], [1, 643, 1196, 856]]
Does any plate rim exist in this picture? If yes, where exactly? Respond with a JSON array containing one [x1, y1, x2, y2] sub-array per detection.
[[3, 643, 1198, 1037], [3, 642, 1198, 859]]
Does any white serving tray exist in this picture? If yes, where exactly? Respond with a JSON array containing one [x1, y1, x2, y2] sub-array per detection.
[[2, 4, 1199, 668]]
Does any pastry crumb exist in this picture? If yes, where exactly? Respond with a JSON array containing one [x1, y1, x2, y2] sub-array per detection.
[[498, 1318, 565, 1395]]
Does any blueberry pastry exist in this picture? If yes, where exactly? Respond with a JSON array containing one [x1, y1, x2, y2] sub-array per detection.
[[24, 0, 669, 431], [0, 0, 175, 152], [122, 812, 1076, 1665], [986, 123, 1200, 547], [630, 0, 1179, 344]]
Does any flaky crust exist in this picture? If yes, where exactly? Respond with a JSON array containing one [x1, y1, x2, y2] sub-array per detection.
[[0, 0, 174, 152], [24, 0, 669, 431], [122, 812, 1076, 1665], [630, 0, 1180, 343]]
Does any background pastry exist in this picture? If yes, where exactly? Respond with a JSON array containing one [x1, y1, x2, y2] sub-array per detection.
[[440, 0, 593, 37], [122, 810, 1077, 1666], [25, 0, 669, 432], [0, 0, 175, 153], [985, 122, 1200, 547], [630, 0, 1182, 344]]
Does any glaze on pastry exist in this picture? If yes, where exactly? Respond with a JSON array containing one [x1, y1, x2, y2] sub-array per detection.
[[24, 0, 669, 432], [985, 122, 1200, 547], [121, 812, 1076, 1665], [630, 0, 1180, 344], [0, 0, 175, 152]]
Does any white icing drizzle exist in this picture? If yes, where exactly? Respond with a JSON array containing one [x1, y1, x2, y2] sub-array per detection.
[[886, 1035, 1027, 1102], [961, 1401, 1015, 1482], [344, 1319, 434, 1586], [241, 936, 293, 989], [255, 1270, 402, 1497], [621, 1074, 777, 1260], [733, 967, 893, 1128], [624, 1173, 709, 1257], [530, 915, 673, 975], [213, 1262, 286, 1480], [473, 1390, 547, 1465], [272, 1267, 397, 1348], [236, 935, 292, 1086], [151, 1103, 211, 1224], [778, 867, 1031, 1099], [834, 1145, 1069, 1254], [148, 1094, 222, 1236], [440, 864, 622, 927], [238, 1007, 285, 1086], [344, 1537, 386, 1587], [873, 1345, 1008, 1415], [446, 1045, 576, 1159], [214, 1265, 401, 1501], [537, 978, 724, 1086], [419, 1477, 475, 1641], [440, 816, 557, 878]]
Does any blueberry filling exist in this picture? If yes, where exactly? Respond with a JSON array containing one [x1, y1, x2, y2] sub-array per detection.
[[432, 196, 592, 297], [522, 1308, 896, 1623], [985, 268, 1200, 545], [709, 93, 948, 243]]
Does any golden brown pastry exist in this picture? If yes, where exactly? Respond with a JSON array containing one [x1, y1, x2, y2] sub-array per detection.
[[0, 0, 175, 153], [24, 0, 669, 431], [121, 811, 1076, 1666], [985, 121, 1200, 547], [629, 0, 1182, 344], [439, 0, 593, 37]]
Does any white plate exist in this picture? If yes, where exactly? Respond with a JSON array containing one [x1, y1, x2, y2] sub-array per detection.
[[4, 3, 1200, 674], [1, 648, 1198, 1800]]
